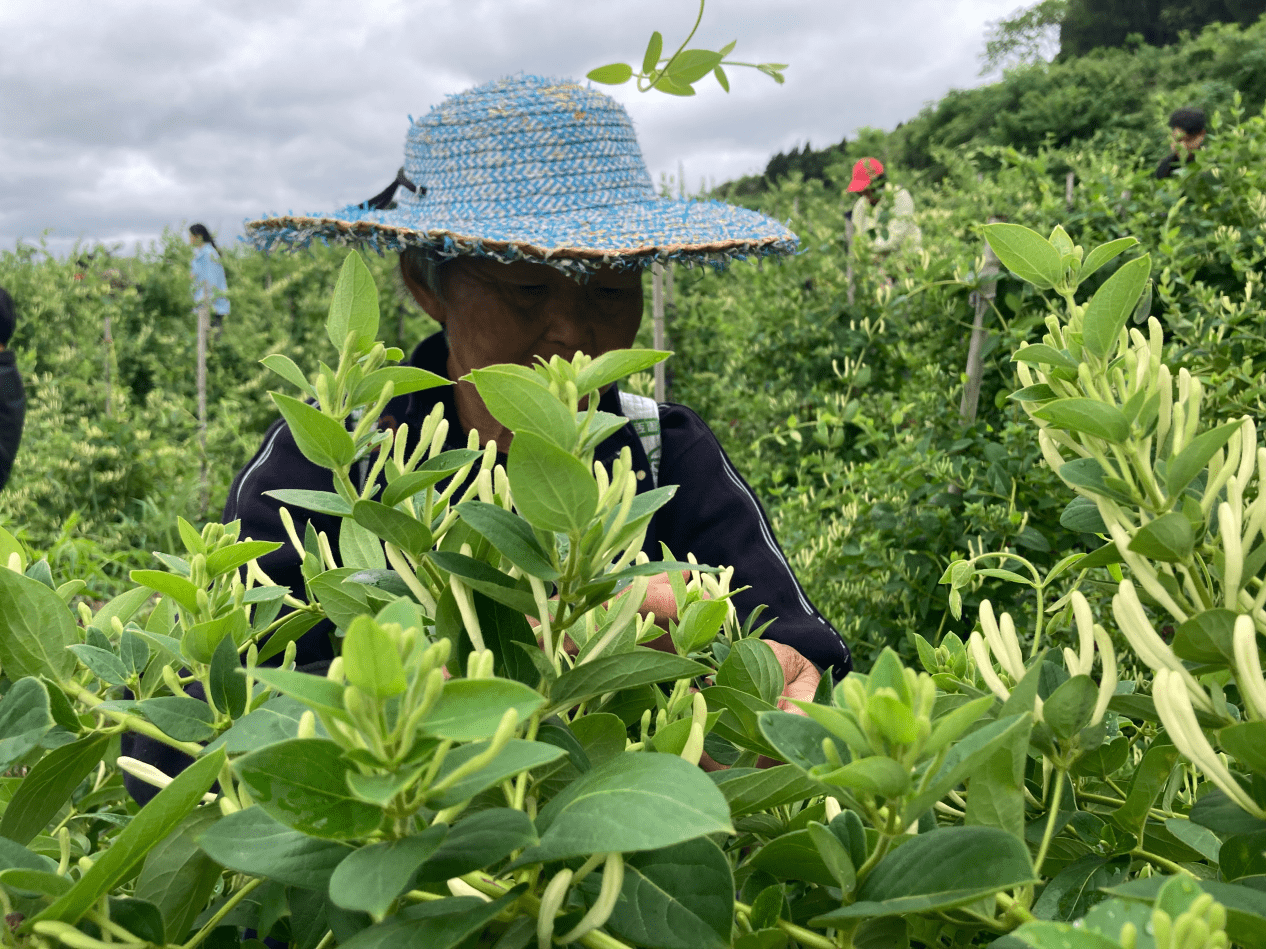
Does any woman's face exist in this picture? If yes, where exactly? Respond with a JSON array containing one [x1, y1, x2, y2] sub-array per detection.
[[407, 257, 644, 374]]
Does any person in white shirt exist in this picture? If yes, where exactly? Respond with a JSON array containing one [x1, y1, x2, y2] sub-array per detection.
[[846, 157, 922, 262]]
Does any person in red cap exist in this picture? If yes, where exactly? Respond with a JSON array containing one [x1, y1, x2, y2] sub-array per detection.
[[846, 157, 922, 262]]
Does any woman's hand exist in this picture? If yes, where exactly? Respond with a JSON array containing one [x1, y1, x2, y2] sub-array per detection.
[[764, 641, 820, 714]]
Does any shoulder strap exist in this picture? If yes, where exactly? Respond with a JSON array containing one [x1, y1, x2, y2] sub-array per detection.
[[618, 391, 661, 489]]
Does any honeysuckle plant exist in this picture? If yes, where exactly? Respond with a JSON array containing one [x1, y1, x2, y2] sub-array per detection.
[[3, 241, 1266, 949]]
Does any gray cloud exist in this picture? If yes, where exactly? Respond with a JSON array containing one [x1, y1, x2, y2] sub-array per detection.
[[1, 0, 1017, 255]]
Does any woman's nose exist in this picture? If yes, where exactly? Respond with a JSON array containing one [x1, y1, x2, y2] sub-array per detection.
[[544, 285, 594, 355]]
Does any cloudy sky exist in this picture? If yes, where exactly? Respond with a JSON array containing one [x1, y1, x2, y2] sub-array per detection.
[[1, 0, 1024, 256]]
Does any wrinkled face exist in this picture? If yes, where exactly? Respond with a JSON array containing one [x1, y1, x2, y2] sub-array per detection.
[[409, 257, 644, 373]]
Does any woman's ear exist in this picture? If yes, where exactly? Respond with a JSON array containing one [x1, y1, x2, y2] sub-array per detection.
[[399, 259, 448, 326]]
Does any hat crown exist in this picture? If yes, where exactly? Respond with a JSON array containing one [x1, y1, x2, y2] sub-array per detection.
[[397, 75, 655, 220]]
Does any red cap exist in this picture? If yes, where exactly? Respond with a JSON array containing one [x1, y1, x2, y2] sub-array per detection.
[[846, 157, 884, 192]]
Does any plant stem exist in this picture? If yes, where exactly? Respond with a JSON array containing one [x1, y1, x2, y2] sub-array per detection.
[[65, 681, 203, 756], [994, 890, 1038, 928], [731, 902, 835, 949], [1033, 769, 1067, 877], [1132, 849, 1197, 877], [181, 878, 264, 949], [644, 0, 705, 92]]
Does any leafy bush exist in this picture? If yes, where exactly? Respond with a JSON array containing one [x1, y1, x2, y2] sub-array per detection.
[[2, 234, 1265, 949]]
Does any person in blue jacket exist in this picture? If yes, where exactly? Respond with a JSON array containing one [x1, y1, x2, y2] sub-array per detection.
[[189, 223, 229, 330]]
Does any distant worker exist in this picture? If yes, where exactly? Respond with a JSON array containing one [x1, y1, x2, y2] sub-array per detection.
[[847, 157, 922, 260], [0, 287, 25, 492], [1156, 108, 1206, 180], [189, 223, 229, 330]]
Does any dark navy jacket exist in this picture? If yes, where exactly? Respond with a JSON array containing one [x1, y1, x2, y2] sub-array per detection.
[[223, 332, 852, 676], [0, 351, 24, 491]]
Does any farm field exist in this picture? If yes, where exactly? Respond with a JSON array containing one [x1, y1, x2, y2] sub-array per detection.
[[2, 13, 1266, 949]]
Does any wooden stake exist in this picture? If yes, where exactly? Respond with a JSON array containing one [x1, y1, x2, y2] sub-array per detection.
[[651, 262, 666, 403], [958, 221, 1002, 424], [196, 301, 209, 515], [1066, 171, 1075, 210]]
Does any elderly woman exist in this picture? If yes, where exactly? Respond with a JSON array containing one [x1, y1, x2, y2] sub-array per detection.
[[229, 74, 851, 703]]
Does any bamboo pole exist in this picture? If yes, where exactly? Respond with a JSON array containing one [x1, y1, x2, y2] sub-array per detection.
[[844, 218, 856, 306], [196, 301, 209, 514], [103, 312, 113, 419], [651, 262, 666, 403], [1066, 171, 1075, 209], [958, 220, 1002, 424]]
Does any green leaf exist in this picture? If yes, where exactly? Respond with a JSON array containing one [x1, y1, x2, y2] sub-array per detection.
[[427, 739, 565, 808], [1220, 829, 1266, 881], [419, 678, 546, 741], [1172, 608, 1237, 664], [716, 638, 782, 707], [758, 711, 834, 771], [251, 666, 349, 718], [1111, 739, 1180, 841], [342, 615, 407, 699], [414, 808, 537, 882], [1082, 255, 1151, 358], [1080, 237, 1139, 281], [750, 829, 839, 887], [712, 65, 730, 92], [1128, 511, 1194, 563], [1166, 420, 1244, 500], [328, 251, 379, 354], [667, 49, 724, 84], [903, 713, 1033, 822], [182, 610, 249, 665], [468, 366, 575, 449], [1043, 674, 1099, 740], [817, 755, 911, 798], [120, 631, 151, 677], [1010, 383, 1058, 403], [328, 826, 448, 917], [710, 765, 825, 819], [1060, 496, 1107, 533], [0, 678, 52, 770], [380, 450, 483, 508], [261, 353, 316, 398], [650, 73, 696, 96], [131, 569, 201, 613], [92, 584, 154, 630], [339, 887, 523, 949], [0, 568, 78, 683], [1008, 922, 1127, 949], [575, 350, 672, 395], [197, 807, 351, 889], [68, 644, 129, 686], [587, 62, 634, 85], [133, 810, 223, 943], [1032, 854, 1129, 921], [138, 697, 216, 742], [1218, 721, 1266, 777], [205, 541, 284, 579], [641, 31, 663, 74], [521, 754, 733, 863], [349, 366, 446, 406], [809, 821, 856, 894], [1, 868, 71, 898], [984, 223, 1063, 290], [471, 590, 539, 686], [1034, 398, 1130, 443], [209, 633, 247, 719], [550, 649, 709, 708], [673, 599, 730, 655], [813, 826, 1036, 922], [0, 735, 108, 845], [506, 430, 597, 534], [34, 749, 225, 926], [1164, 817, 1223, 862], [272, 393, 356, 469], [236, 738, 383, 839], [263, 489, 352, 517], [353, 500, 433, 559], [583, 837, 732, 949], [455, 501, 558, 580], [1012, 345, 1078, 371], [964, 723, 1028, 839]]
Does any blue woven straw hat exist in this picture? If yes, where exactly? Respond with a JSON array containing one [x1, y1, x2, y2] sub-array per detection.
[[246, 75, 797, 273]]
